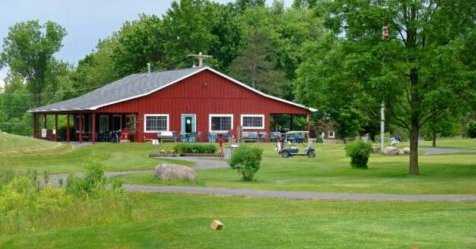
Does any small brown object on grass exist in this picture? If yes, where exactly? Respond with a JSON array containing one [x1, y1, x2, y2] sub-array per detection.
[[210, 219, 224, 230]]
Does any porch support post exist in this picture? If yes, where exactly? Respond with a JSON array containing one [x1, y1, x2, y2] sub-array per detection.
[[32, 113, 37, 138], [66, 114, 71, 142], [54, 114, 58, 141], [78, 114, 83, 143], [92, 113, 96, 143], [43, 113, 47, 129], [289, 115, 294, 131], [306, 113, 311, 133]]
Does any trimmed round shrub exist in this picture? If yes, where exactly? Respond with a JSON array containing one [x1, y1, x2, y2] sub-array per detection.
[[467, 122, 476, 138], [345, 140, 372, 169], [174, 143, 217, 154], [229, 146, 263, 181]]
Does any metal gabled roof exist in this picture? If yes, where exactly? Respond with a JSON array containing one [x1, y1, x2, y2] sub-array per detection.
[[30, 66, 316, 113], [30, 67, 203, 113]]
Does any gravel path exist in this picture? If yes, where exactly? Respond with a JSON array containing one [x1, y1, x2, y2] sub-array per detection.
[[424, 147, 475, 155], [47, 156, 476, 202], [162, 156, 229, 170], [123, 185, 476, 202]]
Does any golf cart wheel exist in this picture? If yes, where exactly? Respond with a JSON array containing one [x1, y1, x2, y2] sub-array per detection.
[[308, 151, 316, 158], [280, 151, 291, 158]]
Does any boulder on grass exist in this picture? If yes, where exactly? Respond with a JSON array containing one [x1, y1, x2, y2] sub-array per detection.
[[155, 164, 196, 181], [383, 146, 400, 156], [402, 147, 410, 155]]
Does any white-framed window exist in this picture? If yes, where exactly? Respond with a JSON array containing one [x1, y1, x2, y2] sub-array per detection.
[[209, 114, 233, 133], [144, 114, 169, 133], [328, 131, 335, 139], [240, 114, 265, 129]]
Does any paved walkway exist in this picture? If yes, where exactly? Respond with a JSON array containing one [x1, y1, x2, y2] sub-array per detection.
[[123, 185, 476, 202]]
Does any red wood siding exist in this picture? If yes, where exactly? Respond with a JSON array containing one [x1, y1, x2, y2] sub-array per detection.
[[97, 69, 310, 142]]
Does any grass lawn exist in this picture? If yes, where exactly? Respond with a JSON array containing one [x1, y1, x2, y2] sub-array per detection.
[[0, 136, 191, 173], [1, 193, 476, 249], [1, 133, 476, 194], [0, 132, 70, 155], [120, 141, 476, 195], [1, 134, 476, 248]]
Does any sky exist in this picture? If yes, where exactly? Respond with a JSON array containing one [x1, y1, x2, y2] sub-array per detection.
[[0, 0, 292, 88]]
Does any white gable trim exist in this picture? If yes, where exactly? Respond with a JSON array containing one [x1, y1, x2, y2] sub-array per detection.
[[89, 67, 316, 112]]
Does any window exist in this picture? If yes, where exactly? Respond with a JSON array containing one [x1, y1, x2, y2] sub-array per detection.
[[328, 131, 335, 139], [209, 114, 233, 132], [241, 114, 264, 129], [144, 114, 169, 132]]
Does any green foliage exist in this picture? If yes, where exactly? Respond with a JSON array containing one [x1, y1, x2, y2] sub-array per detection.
[[112, 15, 162, 76], [467, 122, 476, 138], [0, 20, 66, 106], [309, 0, 476, 174], [229, 145, 263, 181], [65, 163, 121, 196], [345, 140, 372, 169], [173, 143, 217, 154]]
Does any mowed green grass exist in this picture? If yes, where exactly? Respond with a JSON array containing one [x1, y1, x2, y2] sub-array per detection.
[[120, 141, 476, 194], [0, 132, 70, 154], [1, 133, 476, 194], [0, 135, 191, 173], [1, 193, 476, 249]]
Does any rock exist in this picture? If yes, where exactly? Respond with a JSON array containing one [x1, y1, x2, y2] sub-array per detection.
[[210, 219, 224, 230], [154, 164, 196, 181], [383, 146, 400, 155], [402, 147, 410, 154]]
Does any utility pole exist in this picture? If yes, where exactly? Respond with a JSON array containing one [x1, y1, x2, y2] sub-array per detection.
[[380, 101, 385, 152], [188, 52, 212, 67], [381, 24, 389, 153]]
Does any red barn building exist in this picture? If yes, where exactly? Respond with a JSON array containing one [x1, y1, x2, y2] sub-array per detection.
[[30, 67, 315, 143]]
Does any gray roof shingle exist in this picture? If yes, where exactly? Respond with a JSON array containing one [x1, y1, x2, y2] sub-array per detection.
[[30, 67, 203, 113]]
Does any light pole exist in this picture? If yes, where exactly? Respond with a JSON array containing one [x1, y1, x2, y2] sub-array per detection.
[[381, 24, 389, 153]]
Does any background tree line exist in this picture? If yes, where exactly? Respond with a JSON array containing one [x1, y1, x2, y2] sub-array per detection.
[[0, 0, 475, 174]]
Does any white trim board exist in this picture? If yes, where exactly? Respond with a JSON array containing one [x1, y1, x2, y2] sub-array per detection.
[[88, 67, 316, 112]]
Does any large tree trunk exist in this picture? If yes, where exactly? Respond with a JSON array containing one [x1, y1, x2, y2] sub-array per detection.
[[432, 129, 437, 147], [409, 123, 420, 175], [409, 67, 420, 175]]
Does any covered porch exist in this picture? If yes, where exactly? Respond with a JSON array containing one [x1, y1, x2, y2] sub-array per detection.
[[32, 112, 138, 143]]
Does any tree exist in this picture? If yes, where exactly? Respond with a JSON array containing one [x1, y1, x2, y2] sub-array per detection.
[[160, 0, 220, 69], [112, 15, 162, 76], [0, 20, 66, 106], [235, 0, 266, 11], [422, 111, 458, 147], [295, 35, 364, 141], [71, 38, 119, 97], [0, 73, 32, 135], [325, 0, 476, 174]]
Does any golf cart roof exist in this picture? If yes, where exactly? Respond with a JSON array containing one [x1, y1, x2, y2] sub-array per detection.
[[285, 131, 309, 134]]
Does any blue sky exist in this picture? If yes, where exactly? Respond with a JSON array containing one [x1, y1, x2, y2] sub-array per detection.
[[0, 0, 291, 87]]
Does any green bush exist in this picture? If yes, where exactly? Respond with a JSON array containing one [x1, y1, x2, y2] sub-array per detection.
[[467, 122, 476, 138], [345, 140, 372, 169], [174, 143, 217, 154], [66, 164, 118, 196], [229, 146, 263, 181], [0, 168, 129, 234]]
